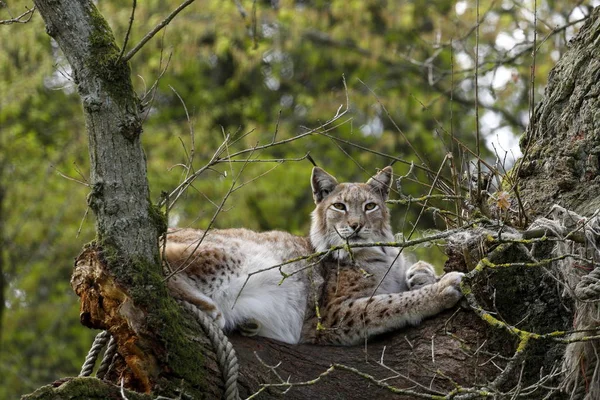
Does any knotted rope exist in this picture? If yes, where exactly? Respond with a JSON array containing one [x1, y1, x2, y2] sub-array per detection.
[[79, 302, 239, 400]]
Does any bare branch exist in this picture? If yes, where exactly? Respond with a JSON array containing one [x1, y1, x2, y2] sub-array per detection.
[[123, 0, 195, 62], [116, 0, 137, 63], [0, 5, 35, 25]]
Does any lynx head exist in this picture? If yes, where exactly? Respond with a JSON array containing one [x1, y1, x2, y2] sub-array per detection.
[[310, 166, 394, 259]]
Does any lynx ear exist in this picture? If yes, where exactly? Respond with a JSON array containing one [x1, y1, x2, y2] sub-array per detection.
[[311, 167, 338, 204], [366, 166, 393, 200]]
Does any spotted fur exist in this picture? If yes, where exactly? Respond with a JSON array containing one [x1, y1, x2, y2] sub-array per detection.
[[165, 167, 463, 345], [165, 228, 312, 344], [302, 167, 463, 345]]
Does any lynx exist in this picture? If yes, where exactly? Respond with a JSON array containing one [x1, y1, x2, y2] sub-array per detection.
[[165, 167, 463, 345]]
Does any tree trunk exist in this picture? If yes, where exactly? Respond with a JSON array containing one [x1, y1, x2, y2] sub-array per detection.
[[22, 3, 600, 400], [230, 311, 505, 399], [517, 7, 600, 399], [29, 1, 223, 398], [0, 177, 5, 340], [518, 7, 600, 218]]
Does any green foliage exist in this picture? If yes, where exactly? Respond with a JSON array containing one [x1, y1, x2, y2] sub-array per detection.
[[0, 0, 592, 397], [0, 13, 95, 398]]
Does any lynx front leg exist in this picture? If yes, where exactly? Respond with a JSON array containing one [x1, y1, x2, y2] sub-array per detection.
[[313, 272, 464, 345], [406, 261, 438, 290]]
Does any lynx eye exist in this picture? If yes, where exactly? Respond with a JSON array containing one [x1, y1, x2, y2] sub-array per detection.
[[332, 203, 346, 211], [365, 202, 378, 211]]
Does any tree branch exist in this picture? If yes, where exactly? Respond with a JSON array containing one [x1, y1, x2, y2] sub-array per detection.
[[123, 0, 195, 62]]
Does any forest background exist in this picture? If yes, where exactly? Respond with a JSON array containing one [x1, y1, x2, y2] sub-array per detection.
[[0, 0, 595, 398]]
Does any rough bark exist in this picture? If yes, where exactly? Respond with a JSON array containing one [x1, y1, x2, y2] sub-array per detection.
[[231, 310, 505, 399], [0, 176, 5, 339], [517, 7, 600, 399], [518, 7, 600, 217]]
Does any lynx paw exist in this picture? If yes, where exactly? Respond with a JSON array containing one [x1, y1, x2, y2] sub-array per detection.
[[406, 261, 438, 290], [239, 318, 261, 337], [209, 309, 226, 329], [437, 272, 464, 308]]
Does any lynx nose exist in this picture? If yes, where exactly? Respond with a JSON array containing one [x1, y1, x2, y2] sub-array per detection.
[[349, 222, 362, 233]]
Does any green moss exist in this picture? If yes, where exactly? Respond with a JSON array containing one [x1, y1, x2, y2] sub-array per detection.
[[481, 312, 504, 329], [548, 330, 566, 337], [459, 281, 472, 296], [86, 4, 139, 117], [148, 202, 168, 236], [474, 258, 490, 272], [516, 335, 530, 352]]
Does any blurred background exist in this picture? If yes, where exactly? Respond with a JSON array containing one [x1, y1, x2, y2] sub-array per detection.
[[0, 0, 596, 397]]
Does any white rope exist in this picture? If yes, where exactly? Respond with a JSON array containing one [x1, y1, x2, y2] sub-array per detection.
[[96, 335, 118, 379], [79, 302, 240, 400], [79, 330, 110, 377], [179, 300, 240, 400]]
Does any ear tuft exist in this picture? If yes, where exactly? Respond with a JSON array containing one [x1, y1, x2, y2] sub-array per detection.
[[311, 167, 338, 204], [366, 166, 393, 200]]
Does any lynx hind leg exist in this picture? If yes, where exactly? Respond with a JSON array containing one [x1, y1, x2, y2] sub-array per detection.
[[406, 261, 438, 290], [168, 276, 225, 328], [238, 318, 261, 337]]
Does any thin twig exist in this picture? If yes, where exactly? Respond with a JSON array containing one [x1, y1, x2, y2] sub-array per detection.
[[0, 5, 35, 25], [163, 147, 258, 282], [123, 0, 195, 62], [116, 0, 137, 63], [474, 0, 482, 202]]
